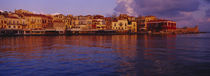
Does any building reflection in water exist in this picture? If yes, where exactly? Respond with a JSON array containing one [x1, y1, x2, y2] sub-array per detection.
[[138, 34, 178, 76], [0, 35, 179, 76]]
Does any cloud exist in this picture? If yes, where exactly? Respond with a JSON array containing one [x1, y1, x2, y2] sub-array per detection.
[[134, 0, 200, 17], [114, 0, 136, 16], [51, 12, 61, 15], [114, 0, 210, 31], [208, 18, 210, 22], [206, 9, 210, 17], [205, 0, 210, 3]]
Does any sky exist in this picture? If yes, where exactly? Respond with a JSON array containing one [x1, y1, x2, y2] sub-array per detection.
[[115, 0, 210, 31], [0, 0, 116, 15], [0, 0, 210, 31]]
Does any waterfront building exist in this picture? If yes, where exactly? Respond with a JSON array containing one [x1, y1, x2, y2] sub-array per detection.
[[15, 10, 43, 30], [0, 14, 6, 29], [92, 15, 106, 30], [176, 26, 199, 33], [52, 20, 65, 34], [136, 16, 157, 33], [0, 9, 181, 35], [52, 14, 66, 34], [65, 15, 74, 30], [147, 19, 176, 33], [118, 14, 129, 20], [112, 19, 128, 32], [22, 13, 52, 35], [0, 14, 4, 35], [53, 14, 65, 21], [127, 21, 138, 33], [112, 17, 137, 33], [73, 15, 93, 31], [14, 9, 54, 35], [0, 13, 25, 35], [4, 13, 25, 30], [42, 15, 53, 29], [22, 13, 44, 30], [104, 17, 113, 30]]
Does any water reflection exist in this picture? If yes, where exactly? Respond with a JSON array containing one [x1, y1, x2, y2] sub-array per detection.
[[0, 34, 210, 76], [138, 35, 178, 76]]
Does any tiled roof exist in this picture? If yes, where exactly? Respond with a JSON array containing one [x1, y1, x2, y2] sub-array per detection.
[[148, 19, 175, 22], [23, 13, 52, 19]]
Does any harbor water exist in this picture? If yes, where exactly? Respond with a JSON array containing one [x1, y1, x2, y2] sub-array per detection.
[[0, 33, 210, 76]]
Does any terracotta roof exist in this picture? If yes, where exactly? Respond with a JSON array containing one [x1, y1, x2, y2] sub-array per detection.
[[112, 18, 118, 22], [93, 15, 104, 19], [148, 19, 175, 22], [6, 16, 19, 19], [23, 13, 52, 19]]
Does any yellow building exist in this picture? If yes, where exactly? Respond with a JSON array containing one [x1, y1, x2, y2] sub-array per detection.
[[42, 15, 53, 29], [65, 15, 73, 30], [112, 19, 128, 32], [72, 15, 93, 31], [5, 14, 25, 30], [93, 15, 106, 30], [112, 19, 137, 33], [23, 14, 43, 30], [15, 9, 45, 30], [136, 16, 157, 32], [127, 21, 137, 33], [0, 15, 6, 29], [52, 14, 66, 34]]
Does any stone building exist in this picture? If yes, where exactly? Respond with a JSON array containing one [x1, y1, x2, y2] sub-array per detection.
[[92, 15, 106, 30], [136, 16, 157, 32], [4, 13, 25, 30], [72, 15, 93, 31], [176, 26, 199, 33], [0, 14, 6, 29], [65, 14, 74, 30], [147, 19, 176, 33], [52, 14, 66, 34], [112, 18, 137, 33]]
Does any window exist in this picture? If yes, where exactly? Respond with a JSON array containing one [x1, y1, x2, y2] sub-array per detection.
[[119, 22, 123, 26], [9, 20, 11, 24], [13, 21, 15, 24]]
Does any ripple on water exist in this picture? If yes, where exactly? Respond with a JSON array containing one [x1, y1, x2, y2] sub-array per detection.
[[0, 34, 210, 76]]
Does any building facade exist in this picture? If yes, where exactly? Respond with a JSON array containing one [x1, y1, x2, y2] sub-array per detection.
[[52, 14, 66, 34], [92, 15, 106, 30], [0, 15, 6, 29], [5, 14, 25, 30], [136, 16, 157, 32], [147, 20, 176, 32], [0, 9, 182, 35]]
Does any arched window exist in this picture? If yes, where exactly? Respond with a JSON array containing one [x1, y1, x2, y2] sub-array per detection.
[[119, 22, 123, 26]]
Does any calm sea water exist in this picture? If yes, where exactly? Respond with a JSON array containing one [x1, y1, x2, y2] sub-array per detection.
[[0, 34, 210, 76]]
